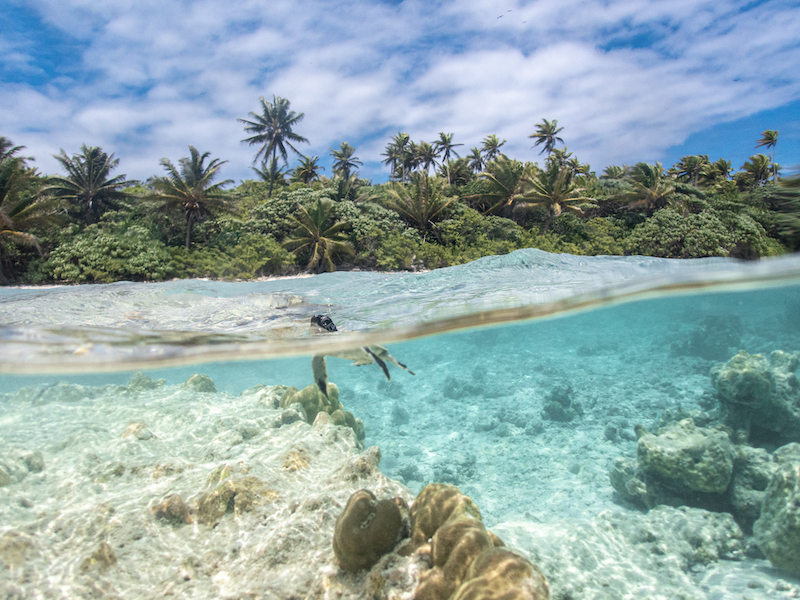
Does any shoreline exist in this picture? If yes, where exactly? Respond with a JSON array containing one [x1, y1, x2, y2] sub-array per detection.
[[4, 268, 432, 290]]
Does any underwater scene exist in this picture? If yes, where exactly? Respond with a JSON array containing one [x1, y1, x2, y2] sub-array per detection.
[[2, 249, 800, 600]]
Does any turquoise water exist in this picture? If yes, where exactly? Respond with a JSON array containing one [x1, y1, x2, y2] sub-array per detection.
[[2, 249, 800, 599]]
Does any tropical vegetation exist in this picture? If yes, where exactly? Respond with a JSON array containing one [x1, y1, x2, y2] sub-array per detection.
[[0, 112, 796, 285]]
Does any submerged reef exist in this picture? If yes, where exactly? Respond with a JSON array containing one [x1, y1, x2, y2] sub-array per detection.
[[711, 350, 800, 444], [279, 383, 366, 443], [332, 482, 549, 600], [753, 450, 800, 575], [610, 348, 800, 577]]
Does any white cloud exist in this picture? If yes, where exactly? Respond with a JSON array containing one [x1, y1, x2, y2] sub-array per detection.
[[2, 0, 799, 183]]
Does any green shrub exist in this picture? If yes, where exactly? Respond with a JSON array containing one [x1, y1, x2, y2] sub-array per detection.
[[623, 207, 780, 258], [29, 224, 171, 283], [170, 234, 294, 280]]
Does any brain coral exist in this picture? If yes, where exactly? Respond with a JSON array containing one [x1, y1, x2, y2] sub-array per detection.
[[333, 489, 405, 572], [410, 483, 549, 600]]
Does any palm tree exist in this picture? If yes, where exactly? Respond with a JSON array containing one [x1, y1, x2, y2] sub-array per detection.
[[772, 172, 800, 249], [529, 118, 564, 155], [614, 162, 675, 214], [756, 130, 779, 181], [44, 145, 132, 223], [671, 155, 710, 185], [699, 158, 732, 189], [740, 154, 773, 187], [467, 147, 484, 173], [382, 172, 455, 237], [252, 157, 287, 198], [600, 165, 628, 180], [239, 95, 309, 167], [0, 137, 27, 162], [549, 147, 573, 168], [148, 146, 235, 249], [282, 198, 353, 272], [438, 157, 472, 187], [466, 156, 530, 218], [415, 141, 440, 174], [481, 135, 506, 162], [0, 143, 59, 283], [520, 163, 591, 232], [325, 173, 364, 203], [382, 132, 411, 181], [433, 133, 463, 184], [330, 142, 362, 179], [291, 155, 324, 184]]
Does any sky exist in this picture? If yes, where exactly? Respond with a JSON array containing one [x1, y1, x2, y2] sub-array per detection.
[[2, 0, 800, 185]]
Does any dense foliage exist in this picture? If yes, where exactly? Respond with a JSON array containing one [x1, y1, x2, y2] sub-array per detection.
[[1, 117, 797, 285]]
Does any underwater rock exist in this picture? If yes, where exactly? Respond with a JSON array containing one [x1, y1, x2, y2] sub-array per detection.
[[151, 494, 193, 526], [753, 461, 800, 575], [194, 476, 278, 526], [637, 418, 734, 494], [79, 542, 117, 573], [332, 489, 407, 572], [0, 455, 29, 487], [26, 382, 97, 405], [125, 371, 165, 391], [730, 445, 779, 532], [181, 373, 217, 393], [120, 421, 153, 440], [392, 404, 411, 425], [671, 314, 742, 361], [634, 505, 744, 567], [609, 456, 648, 506], [283, 448, 311, 472], [541, 383, 581, 423], [0, 531, 37, 569], [22, 451, 44, 473], [711, 350, 800, 443]]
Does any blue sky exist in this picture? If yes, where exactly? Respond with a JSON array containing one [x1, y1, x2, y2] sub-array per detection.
[[2, 0, 799, 184]]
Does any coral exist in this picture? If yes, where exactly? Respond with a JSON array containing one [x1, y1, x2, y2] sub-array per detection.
[[120, 421, 153, 440], [126, 372, 165, 391], [332, 489, 406, 572], [753, 461, 800, 575], [79, 542, 117, 573], [451, 548, 550, 600], [637, 418, 734, 494], [541, 384, 581, 423], [279, 383, 365, 442], [195, 476, 278, 526], [408, 484, 482, 550], [711, 350, 800, 443], [151, 494, 193, 526], [407, 483, 548, 600], [181, 373, 218, 393]]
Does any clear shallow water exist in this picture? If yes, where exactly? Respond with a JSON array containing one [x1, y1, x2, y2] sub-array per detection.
[[2, 249, 800, 599]]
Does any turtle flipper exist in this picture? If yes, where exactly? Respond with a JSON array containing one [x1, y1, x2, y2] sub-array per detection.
[[362, 347, 391, 380], [312, 354, 329, 396], [367, 345, 416, 376]]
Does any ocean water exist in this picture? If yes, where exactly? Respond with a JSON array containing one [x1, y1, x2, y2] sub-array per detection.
[[2, 248, 800, 599]]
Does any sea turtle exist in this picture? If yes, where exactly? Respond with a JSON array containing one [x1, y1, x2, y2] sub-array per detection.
[[309, 315, 415, 395]]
